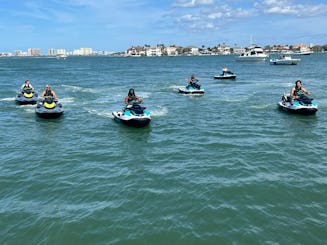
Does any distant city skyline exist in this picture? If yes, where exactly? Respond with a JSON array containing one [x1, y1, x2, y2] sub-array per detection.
[[0, 0, 327, 52]]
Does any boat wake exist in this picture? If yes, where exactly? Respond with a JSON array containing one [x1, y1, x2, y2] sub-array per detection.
[[169, 85, 183, 91], [1, 97, 15, 102], [62, 85, 96, 93], [86, 108, 114, 118], [151, 106, 168, 117], [60, 97, 75, 103]]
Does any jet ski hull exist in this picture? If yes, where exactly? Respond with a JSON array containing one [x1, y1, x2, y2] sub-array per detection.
[[278, 101, 318, 115], [15, 92, 38, 105], [35, 102, 64, 119], [278, 94, 318, 115], [112, 111, 151, 127], [214, 74, 236, 79], [178, 86, 204, 94]]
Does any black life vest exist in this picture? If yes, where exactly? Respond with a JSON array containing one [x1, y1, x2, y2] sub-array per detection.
[[45, 90, 54, 97]]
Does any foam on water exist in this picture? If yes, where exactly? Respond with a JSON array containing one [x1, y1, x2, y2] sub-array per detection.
[[59, 97, 75, 103], [150, 106, 168, 117], [86, 108, 114, 118], [62, 84, 96, 93], [1, 97, 15, 101]]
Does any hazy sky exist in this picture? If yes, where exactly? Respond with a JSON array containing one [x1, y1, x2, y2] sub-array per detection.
[[1, 0, 326, 52]]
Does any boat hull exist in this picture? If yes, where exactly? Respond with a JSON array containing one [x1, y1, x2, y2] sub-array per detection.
[[270, 57, 300, 65], [236, 56, 267, 61], [112, 111, 151, 127]]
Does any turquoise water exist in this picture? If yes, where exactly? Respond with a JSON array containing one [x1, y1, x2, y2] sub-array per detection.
[[1, 55, 326, 244]]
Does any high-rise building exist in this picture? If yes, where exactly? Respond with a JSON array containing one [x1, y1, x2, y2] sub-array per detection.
[[27, 48, 41, 56]]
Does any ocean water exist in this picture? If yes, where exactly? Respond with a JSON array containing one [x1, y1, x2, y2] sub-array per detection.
[[0, 55, 326, 244]]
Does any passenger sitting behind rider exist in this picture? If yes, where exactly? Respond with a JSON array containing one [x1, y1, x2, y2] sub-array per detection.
[[125, 88, 143, 105], [290, 80, 309, 103], [187, 74, 200, 89], [41, 85, 58, 100]]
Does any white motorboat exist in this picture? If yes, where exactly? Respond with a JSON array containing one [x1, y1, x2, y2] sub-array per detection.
[[270, 55, 300, 65], [292, 47, 313, 55], [236, 46, 268, 61]]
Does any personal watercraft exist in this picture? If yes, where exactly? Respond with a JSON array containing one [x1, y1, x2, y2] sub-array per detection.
[[178, 82, 204, 94], [15, 88, 38, 105], [112, 103, 151, 127], [214, 71, 236, 80], [35, 96, 64, 119], [278, 93, 318, 115]]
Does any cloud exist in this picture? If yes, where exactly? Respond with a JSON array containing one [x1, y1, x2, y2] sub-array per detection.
[[173, 0, 214, 8], [254, 0, 327, 17]]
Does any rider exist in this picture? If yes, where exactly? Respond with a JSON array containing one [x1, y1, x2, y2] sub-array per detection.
[[222, 66, 228, 75], [290, 80, 310, 102], [187, 74, 200, 89], [125, 88, 143, 105], [20, 80, 34, 90], [41, 85, 58, 100]]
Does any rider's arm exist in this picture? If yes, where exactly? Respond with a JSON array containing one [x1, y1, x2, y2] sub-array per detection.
[[137, 96, 143, 104], [125, 96, 129, 105], [52, 91, 58, 99], [290, 87, 295, 97], [302, 87, 310, 94]]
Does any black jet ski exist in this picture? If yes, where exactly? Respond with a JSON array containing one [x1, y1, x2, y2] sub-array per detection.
[[35, 96, 64, 119], [178, 81, 204, 94], [112, 103, 151, 127], [214, 71, 236, 79], [278, 93, 318, 115], [15, 88, 38, 105]]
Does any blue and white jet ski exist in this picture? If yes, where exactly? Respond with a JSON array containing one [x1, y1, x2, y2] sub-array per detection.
[[15, 88, 38, 105], [112, 103, 151, 127], [35, 96, 64, 119], [178, 82, 204, 94], [278, 93, 318, 115]]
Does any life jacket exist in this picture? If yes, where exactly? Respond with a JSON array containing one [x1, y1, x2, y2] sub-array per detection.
[[128, 96, 137, 103], [45, 90, 54, 97], [294, 87, 304, 96], [23, 85, 32, 90]]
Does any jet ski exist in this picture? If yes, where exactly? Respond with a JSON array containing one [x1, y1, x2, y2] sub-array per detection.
[[178, 82, 204, 94], [278, 93, 318, 115], [15, 88, 38, 105], [214, 71, 236, 80], [35, 96, 64, 119], [112, 102, 151, 127]]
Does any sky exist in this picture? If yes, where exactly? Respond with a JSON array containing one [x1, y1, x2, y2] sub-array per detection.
[[0, 0, 327, 52]]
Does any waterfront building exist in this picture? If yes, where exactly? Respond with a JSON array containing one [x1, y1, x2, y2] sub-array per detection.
[[165, 46, 178, 56], [48, 48, 56, 56], [232, 46, 246, 55], [186, 46, 199, 56], [126, 46, 145, 56], [80, 48, 93, 55], [145, 46, 162, 56], [27, 48, 41, 56]]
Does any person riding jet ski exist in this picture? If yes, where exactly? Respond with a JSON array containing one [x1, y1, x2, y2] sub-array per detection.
[[21, 80, 34, 90], [187, 74, 200, 89], [290, 80, 311, 104], [125, 88, 143, 105], [41, 85, 58, 100]]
